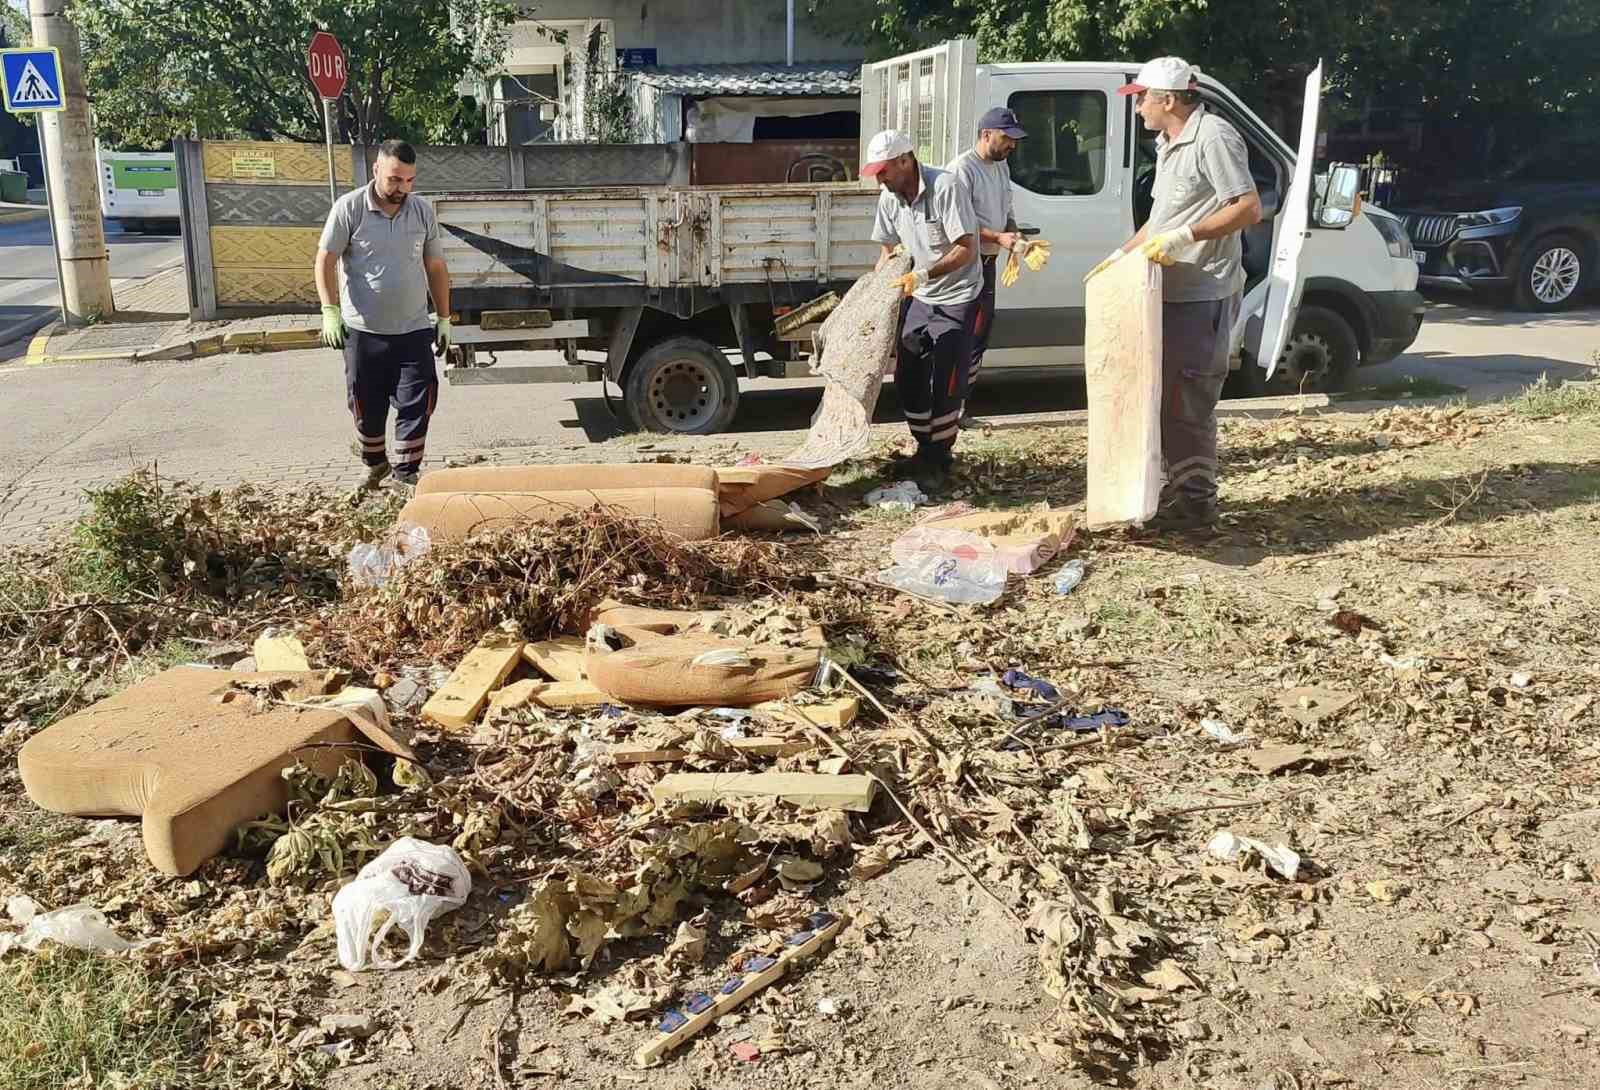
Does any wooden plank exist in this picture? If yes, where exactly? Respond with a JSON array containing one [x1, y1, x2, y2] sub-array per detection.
[[527, 679, 612, 710], [421, 637, 524, 731], [753, 697, 858, 730], [253, 634, 310, 671], [522, 637, 587, 682], [635, 913, 848, 1067], [1084, 253, 1163, 529], [652, 772, 875, 813], [487, 678, 544, 718], [611, 736, 813, 765]]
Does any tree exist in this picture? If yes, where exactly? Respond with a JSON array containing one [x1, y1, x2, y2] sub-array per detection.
[[1, 2, 30, 49], [71, 0, 518, 147]]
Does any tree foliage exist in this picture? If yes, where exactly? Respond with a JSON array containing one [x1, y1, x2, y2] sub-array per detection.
[[72, 0, 517, 147], [805, 0, 1600, 145]]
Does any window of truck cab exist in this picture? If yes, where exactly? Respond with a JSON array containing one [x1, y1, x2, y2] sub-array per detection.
[[1005, 90, 1109, 197]]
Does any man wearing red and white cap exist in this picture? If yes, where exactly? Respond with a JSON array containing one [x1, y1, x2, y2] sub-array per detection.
[[864, 129, 982, 486], [1089, 56, 1261, 531]]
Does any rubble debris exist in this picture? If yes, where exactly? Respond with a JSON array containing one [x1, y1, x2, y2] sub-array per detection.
[[1275, 686, 1358, 728], [652, 772, 877, 813], [1246, 744, 1356, 776], [421, 633, 524, 731]]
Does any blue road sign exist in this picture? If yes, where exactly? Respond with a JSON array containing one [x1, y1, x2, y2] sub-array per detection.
[[1, 48, 65, 113]]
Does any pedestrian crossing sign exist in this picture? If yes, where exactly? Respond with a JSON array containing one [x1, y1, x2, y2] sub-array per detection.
[[1, 48, 65, 113]]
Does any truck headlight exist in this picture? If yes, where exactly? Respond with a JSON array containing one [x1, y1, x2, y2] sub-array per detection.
[[1370, 214, 1413, 260], [1457, 206, 1522, 228]]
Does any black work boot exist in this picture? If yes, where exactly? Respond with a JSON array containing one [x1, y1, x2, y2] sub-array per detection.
[[1145, 493, 1218, 532]]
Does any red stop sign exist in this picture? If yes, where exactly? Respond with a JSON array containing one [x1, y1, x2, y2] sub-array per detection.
[[307, 31, 347, 100]]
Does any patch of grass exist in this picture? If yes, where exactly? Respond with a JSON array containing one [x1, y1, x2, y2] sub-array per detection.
[[1360, 376, 1467, 400], [1511, 375, 1600, 420], [64, 473, 181, 597], [0, 814, 75, 854], [0, 949, 203, 1090]]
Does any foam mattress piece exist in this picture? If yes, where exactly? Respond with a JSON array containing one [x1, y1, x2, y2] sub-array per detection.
[[918, 508, 1078, 575], [714, 466, 830, 517], [398, 488, 720, 543], [18, 668, 366, 876], [415, 463, 718, 497], [585, 633, 821, 708], [1084, 253, 1163, 528]]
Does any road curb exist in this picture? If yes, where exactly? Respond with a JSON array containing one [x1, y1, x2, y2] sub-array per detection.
[[22, 322, 321, 365], [0, 206, 47, 224]]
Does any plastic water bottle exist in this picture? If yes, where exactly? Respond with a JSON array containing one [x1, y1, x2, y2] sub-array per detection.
[[1053, 558, 1086, 596]]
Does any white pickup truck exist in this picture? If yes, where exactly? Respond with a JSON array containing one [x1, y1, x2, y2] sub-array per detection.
[[435, 40, 1424, 433]]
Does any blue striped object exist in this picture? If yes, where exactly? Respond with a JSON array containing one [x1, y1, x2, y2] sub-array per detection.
[[684, 993, 714, 1014], [744, 955, 776, 972], [720, 977, 743, 995], [658, 1010, 688, 1032]]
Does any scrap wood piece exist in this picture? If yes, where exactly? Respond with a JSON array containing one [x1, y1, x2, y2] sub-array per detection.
[[491, 678, 615, 714], [611, 736, 812, 765], [422, 637, 524, 732], [253, 633, 310, 671], [636, 913, 848, 1067], [1246, 743, 1358, 776], [653, 772, 876, 813], [522, 637, 587, 682], [753, 696, 859, 730]]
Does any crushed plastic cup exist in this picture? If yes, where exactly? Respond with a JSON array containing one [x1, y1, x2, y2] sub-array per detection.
[[333, 837, 470, 971]]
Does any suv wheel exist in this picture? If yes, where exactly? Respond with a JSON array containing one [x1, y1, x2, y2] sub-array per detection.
[[1515, 233, 1589, 311]]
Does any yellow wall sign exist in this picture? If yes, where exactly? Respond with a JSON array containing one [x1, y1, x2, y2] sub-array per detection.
[[231, 152, 277, 179]]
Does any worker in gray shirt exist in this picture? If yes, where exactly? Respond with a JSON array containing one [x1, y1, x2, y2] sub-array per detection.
[[946, 107, 1030, 418], [315, 140, 453, 498], [1090, 57, 1261, 531], [865, 130, 981, 486]]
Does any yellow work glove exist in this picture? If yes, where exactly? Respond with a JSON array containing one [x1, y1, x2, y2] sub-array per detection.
[[1141, 225, 1196, 267], [433, 315, 452, 357], [319, 304, 346, 349], [1001, 249, 1022, 288], [1083, 249, 1124, 284], [1023, 239, 1052, 271], [894, 268, 930, 297]]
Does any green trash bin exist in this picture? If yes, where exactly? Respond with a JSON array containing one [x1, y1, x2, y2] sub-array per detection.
[[0, 170, 27, 203]]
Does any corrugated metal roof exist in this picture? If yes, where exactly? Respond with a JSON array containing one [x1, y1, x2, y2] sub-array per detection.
[[631, 62, 860, 97]]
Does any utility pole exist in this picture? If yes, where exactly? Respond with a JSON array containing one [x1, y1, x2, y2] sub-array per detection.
[[30, 0, 114, 324]]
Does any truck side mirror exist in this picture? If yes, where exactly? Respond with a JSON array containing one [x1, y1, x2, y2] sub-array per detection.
[[1316, 162, 1361, 228]]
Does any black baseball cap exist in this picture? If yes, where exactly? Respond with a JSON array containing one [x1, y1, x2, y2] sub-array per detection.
[[978, 107, 1027, 138]]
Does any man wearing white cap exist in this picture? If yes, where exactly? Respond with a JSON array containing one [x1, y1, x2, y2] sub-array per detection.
[[1090, 57, 1261, 531], [864, 129, 982, 485]]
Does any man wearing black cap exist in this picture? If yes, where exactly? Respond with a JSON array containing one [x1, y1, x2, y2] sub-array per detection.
[[946, 107, 1028, 422]]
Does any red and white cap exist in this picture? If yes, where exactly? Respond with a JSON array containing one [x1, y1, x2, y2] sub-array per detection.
[[861, 129, 915, 177], [1117, 56, 1201, 96]]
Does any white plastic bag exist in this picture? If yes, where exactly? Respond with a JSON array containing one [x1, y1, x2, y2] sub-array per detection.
[[879, 527, 1008, 605], [332, 838, 470, 971], [1206, 829, 1301, 881], [11, 897, 139, 953], [347, 523, 432, 588]]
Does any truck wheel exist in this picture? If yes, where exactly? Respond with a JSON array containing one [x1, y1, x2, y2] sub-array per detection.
[[623, 337, 741, 434], [1514, 233, 1589, 311], [1271, 306, 1360, 394]]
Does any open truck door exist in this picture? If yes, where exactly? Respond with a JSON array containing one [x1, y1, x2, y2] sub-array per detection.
[[859, 40, 978, 174], [1234, 63, 1321, 380]]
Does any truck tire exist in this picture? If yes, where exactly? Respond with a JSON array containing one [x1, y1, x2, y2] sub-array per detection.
[[1223, 305, 1359, 399], [1514, 232, 1590, 312], [623, 336, 741, 434]]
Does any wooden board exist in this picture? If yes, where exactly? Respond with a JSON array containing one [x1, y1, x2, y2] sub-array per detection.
[[752, 696, 859, 730], [635, 914, 848, 1066], [1084, 254, 1163, 529], [610, 736, 813, 765], [652, 772, 876, 813], [522, 637, 588, 682], [421, 638, 524, 732], [252, 634, 310, 672]]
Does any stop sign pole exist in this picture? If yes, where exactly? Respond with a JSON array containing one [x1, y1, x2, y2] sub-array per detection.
[[307, 32, 348, 204]]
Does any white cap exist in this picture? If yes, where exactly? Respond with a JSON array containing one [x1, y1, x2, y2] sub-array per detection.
[[862, 129, 915, 177], [1117, 57, 1201, 95]]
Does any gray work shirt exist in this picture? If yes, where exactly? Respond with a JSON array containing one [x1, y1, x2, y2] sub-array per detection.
[[318, 184, 445, 335], [945, 149, 1015, 258], [871, 164, 982, 306], [1147, 105, 1256, 302]]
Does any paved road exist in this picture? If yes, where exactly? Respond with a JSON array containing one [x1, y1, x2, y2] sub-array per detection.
[[0, 299, 1595, 545], [0, 217, 184, 347]]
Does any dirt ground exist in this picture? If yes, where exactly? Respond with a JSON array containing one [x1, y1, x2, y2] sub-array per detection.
[[4, 388, 1600, 1090]]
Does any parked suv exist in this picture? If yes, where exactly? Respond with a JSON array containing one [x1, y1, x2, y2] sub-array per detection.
[[1393, 142, 1600, 311]]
